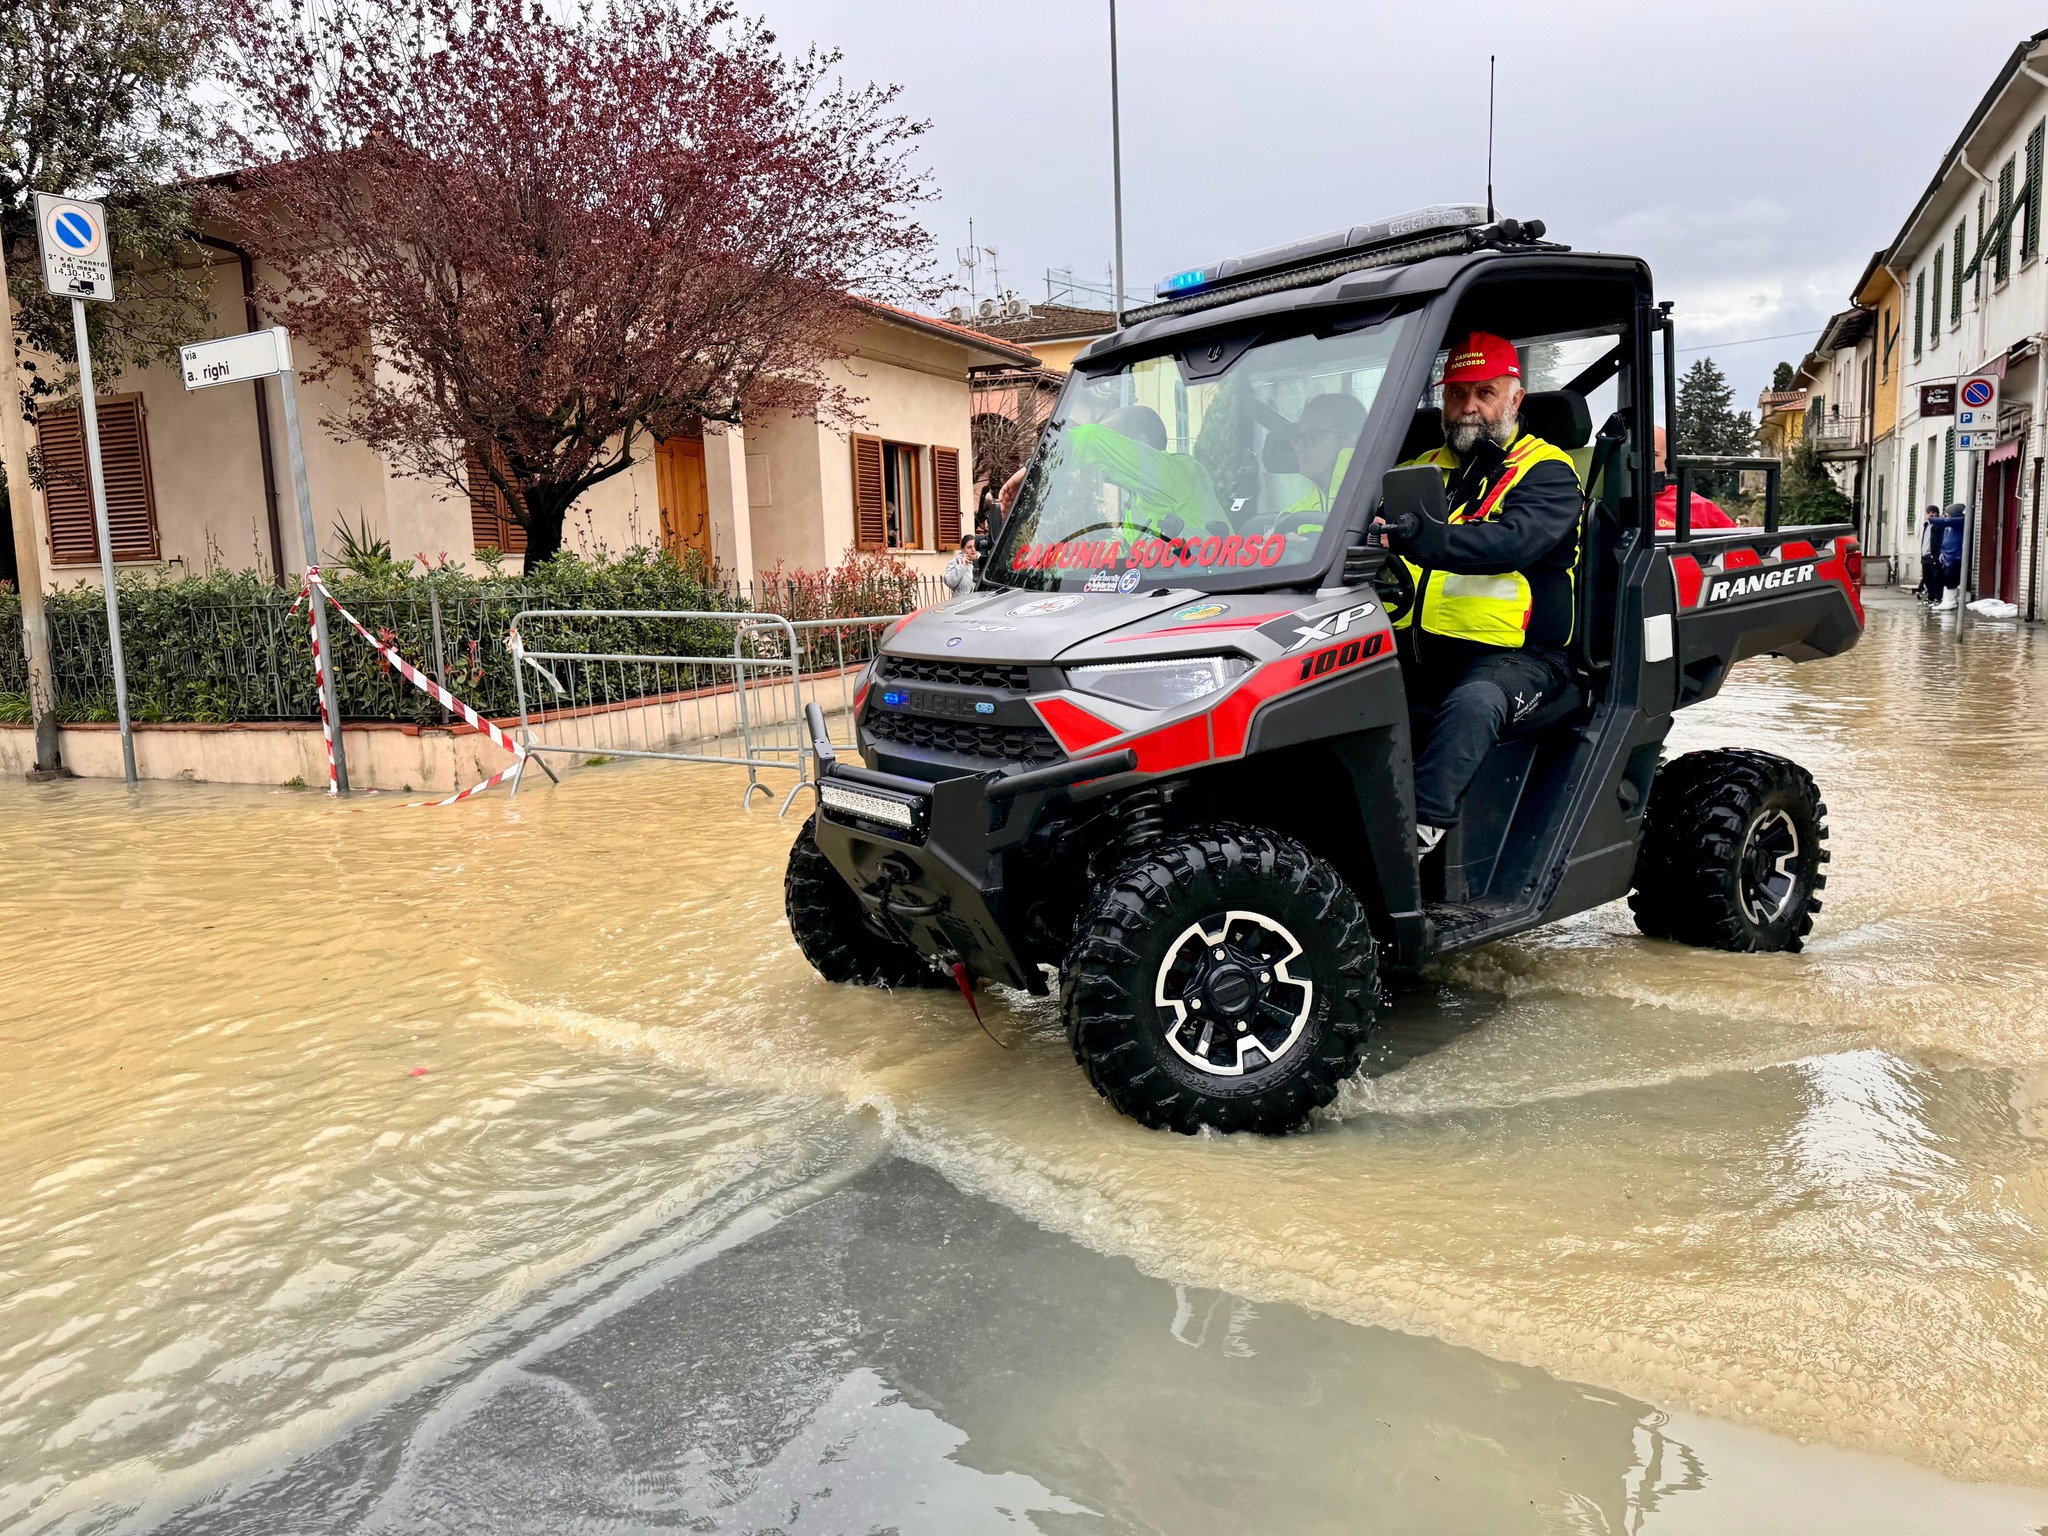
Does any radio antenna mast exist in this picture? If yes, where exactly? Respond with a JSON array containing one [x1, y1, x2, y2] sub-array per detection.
[[1486, 55, 1497, 223]]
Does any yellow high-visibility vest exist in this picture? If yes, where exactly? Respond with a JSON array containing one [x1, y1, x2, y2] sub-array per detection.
[[1391, 430, 1583, 649]]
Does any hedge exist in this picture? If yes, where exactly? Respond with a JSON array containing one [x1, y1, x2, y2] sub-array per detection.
[[0, 548, 935, 726]]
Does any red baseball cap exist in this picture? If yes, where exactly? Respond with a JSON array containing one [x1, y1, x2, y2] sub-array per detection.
[[1438, 331, 1522, 385]]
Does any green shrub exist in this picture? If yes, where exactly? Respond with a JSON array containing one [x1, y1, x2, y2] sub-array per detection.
[[3, 546, 931, 726]]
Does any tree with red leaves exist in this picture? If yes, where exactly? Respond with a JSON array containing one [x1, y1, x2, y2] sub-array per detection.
[[213, 0, 934, 569]]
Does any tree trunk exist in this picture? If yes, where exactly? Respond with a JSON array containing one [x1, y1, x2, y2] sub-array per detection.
[[519, 492, 573, 573]]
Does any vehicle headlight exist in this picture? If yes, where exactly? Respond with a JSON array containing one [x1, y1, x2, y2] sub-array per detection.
[[1067, 655, 1249, 710]]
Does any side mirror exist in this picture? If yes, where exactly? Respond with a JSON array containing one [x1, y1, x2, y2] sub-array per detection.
[[1380, 463, 1449, 528]]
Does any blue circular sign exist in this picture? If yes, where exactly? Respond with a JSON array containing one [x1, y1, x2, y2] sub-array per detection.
[[1962, 378, 1994, 408], [54, 210, 94, 250]]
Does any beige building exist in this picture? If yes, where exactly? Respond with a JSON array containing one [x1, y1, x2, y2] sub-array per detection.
[[17, 244, 1035, 592]]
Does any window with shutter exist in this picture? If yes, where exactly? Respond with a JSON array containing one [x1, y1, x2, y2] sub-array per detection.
[[850, 434, 886, 550], [1907, 443, 1920, 522], [464, 444, 528, 554], [1943, 427, 1956, 505], [1952, 221, 1966, 321], [2026, 121, 2045, 265], [1997, 155, 2017, 284], [1930, 251, 1942, 348], [932, 446, 962, 546], [1913, 271, 1924, 360], [35, 397, 160, 564]]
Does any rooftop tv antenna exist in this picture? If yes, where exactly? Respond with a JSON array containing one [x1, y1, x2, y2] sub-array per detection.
[[956, 221, 1002, 312]]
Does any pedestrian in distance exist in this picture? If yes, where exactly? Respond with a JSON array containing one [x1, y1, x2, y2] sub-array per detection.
[[942, 533, 978, 604], [1917, 506, 1943, 601], [1935, 504, 1966, 608]]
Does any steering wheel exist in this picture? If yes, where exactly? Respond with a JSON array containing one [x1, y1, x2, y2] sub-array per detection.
[[1268, 512, 1324, 538], [1372, 549, 1416, 623]]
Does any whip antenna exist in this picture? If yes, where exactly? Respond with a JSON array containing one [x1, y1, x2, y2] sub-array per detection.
[[1487, 54, 1497, 222]]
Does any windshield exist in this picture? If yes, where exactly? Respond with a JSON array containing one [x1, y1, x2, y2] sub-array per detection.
[[990, 311, 1414, 591]]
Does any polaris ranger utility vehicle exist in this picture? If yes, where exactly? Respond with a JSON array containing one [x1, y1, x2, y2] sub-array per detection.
[[786, 205, 1865, 1135]]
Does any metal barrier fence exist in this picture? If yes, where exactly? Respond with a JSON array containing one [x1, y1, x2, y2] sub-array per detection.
[[0, 568, 946, 726], [507, 609, 901, 811]]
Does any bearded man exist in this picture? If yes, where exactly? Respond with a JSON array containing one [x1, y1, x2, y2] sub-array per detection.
[[1381, 331, 1585, 854]]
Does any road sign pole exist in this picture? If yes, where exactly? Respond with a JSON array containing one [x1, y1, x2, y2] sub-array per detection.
[[0, 231, 63, 776], [71, 298, 136, 784], [275, 364, 348, 793]]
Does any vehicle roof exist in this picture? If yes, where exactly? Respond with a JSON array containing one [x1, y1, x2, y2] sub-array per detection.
[[1074, 247, 1651, 370]]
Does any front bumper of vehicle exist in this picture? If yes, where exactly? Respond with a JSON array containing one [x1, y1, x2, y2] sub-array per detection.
[[807, 723, 1135, 989]]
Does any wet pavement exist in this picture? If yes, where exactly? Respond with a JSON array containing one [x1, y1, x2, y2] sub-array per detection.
[[8, 590, 2048, 1532]]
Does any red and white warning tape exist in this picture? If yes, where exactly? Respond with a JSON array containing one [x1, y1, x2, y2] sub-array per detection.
[[294, 567, 527, 806]]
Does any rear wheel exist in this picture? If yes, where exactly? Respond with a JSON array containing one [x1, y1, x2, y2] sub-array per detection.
[[1630, 749, 1829, 952], [785, 815, 948, 988], [1062, 824, 1378, 1134]]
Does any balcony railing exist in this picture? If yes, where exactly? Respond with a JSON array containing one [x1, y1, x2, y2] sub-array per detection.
[[1808, 410, 1867, 452]]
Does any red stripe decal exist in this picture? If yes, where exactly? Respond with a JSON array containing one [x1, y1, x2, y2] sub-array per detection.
[[1720, 547, 1762, 570], [1778, 540, 1816, 560], [1105, 615, 1272, 642], [1671, 554, 1703, 609], [1033, 696, 1122, 752], [1099, 713, 1212, 774]]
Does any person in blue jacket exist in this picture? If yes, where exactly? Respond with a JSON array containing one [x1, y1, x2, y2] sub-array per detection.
[[1926, 505, 1966, 606]]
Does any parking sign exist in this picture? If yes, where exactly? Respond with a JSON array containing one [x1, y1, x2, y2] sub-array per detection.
[[1956, 372, 2000, 450], [35, 193, 114, 302]]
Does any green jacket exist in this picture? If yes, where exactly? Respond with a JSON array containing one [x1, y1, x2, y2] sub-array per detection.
[[1067, 422, 1224, 539]]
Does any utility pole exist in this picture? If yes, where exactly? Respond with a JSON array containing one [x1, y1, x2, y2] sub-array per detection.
[[1108, 0, 1126, 326], [0, 234, 64, 777]]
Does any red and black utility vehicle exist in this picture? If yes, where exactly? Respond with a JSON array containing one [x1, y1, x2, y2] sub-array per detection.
[[785, 206, 1865, 1135]]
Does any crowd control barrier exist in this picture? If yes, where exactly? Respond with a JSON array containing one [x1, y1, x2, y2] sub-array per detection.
[[506, 609, 901, 812]]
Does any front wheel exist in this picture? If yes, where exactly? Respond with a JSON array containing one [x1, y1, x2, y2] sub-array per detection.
[[1062, 824, 1379, 1135], [1629, 749, 1829, 952], [785, 815, 949, 988]]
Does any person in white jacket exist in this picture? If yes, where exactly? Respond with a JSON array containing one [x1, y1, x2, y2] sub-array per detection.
[[942, 533, 978, 604]]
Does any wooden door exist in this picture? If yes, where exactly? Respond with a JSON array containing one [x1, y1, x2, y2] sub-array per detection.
[[657, 435, 711, 565], [2000, 457, 2023, 604]]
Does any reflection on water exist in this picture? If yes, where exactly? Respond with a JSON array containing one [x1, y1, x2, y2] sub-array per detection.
[[7, 592, 2048, 1531]]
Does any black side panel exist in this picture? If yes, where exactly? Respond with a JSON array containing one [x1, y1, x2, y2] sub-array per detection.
[[1674, 586, 1864, 706], [1232, 657, 1424, 965]]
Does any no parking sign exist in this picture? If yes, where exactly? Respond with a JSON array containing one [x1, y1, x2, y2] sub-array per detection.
[[34, 193, 114, 302], [1956, 372, 2000, 451]]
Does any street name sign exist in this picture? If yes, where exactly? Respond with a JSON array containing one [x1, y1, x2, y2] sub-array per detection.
[[35, 194, 114, 302], [182, 328, 293, 390], [1956, 372, 2000, 451]]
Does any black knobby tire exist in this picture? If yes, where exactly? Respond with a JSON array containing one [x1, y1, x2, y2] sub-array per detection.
[[1061, 824, 1378, 1135], [1629, 749, 1829, 952], [785, 815, 948, 989]]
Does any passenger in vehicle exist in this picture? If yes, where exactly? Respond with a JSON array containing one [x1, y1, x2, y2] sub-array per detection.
[[1652, 428, 1737, 531], [1065, 404, 1225, 541], [1379, 331, 1585, 856], [1274, 392, 1367, 533]]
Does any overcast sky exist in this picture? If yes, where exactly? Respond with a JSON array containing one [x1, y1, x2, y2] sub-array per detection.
[[764, 0, 2043, 414]]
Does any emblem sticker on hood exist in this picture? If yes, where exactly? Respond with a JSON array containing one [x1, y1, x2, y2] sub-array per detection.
[[1175, 602, 1231, 621], [1008, 595, 1085, 617]]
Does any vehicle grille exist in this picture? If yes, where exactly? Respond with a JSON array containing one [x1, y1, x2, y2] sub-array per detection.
[[863, 708, 1064, 764], [875, 656, 1033, 692]]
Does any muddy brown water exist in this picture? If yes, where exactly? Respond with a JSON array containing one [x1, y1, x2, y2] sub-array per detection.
[[7, 590, 2048, 1533]]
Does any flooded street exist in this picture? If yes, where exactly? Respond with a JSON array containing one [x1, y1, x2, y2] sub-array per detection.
[[9, 590, 2048, 1532]]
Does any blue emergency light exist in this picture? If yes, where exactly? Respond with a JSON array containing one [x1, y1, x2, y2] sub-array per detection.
[[881, 690, 910, 707], [1159, 268, 1210, 294]]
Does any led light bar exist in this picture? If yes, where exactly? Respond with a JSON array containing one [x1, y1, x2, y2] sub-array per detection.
[[819, 781, 918, 831], [1150, 204, 1487, 300]]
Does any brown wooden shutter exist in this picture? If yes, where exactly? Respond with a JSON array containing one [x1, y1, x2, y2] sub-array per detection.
[[34, 397, 159, 564], [851, 434, 886, 550], [465, 444, 528, 554], [932, 445, 962, 546]]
